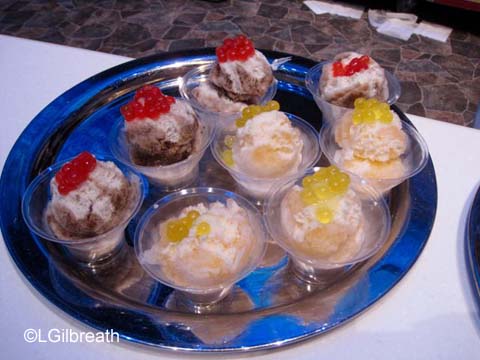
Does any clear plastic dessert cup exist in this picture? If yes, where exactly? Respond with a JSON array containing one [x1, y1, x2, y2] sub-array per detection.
[[134, 187, 267, 308], [305, 61, 401, 124], [211, 113, 321, 200], [109, 102, 215, 191], [22, 156, 146, 265], [178, 63, 278, 125], [264, 169, 391, 284], [319, 118, 429, 194]]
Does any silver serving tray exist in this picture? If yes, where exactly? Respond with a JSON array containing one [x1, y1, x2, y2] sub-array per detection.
[[0, 49, 437, 352]]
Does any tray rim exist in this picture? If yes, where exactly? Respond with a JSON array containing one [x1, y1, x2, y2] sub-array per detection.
[[0, 49, 438, 353], [466, 185, 480, 310]]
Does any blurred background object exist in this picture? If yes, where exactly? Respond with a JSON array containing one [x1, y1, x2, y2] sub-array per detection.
[[0, 0, 478, 127]]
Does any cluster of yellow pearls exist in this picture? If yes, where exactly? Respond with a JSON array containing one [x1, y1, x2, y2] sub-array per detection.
[[221, 134, 235, 167], [235, 100, 280, 128], [300, 166, 351, 224], [222, 101, 280, 166], [166, 210, 211, 243], [352, 98, 393, 125]]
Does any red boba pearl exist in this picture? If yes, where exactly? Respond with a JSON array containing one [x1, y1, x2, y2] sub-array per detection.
[[217, 35, 255, 63], [216, 47, 227, 63], [120, 104, 135, 122], [344, 66, 355, 76], [332, 61, 345, 77], [333, 55, 370, 77], [223, 38, 235, 48], [158, 102, 170, 114], [236, 34, 248, 45], [55, 151, 97, 195], [227, 48, 238, 61], [245, 44, 255, 57], [359, 55, 370, 65], [238, 48, 249, 61], [135, 85, 159, 100], [121, 86, 174, 122], [146, 105, 160, 118], [134, 105, 146, 119]]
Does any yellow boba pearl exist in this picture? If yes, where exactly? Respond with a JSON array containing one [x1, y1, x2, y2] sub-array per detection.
[[180, 216, 193, 228], [326, 165, 339, 177], [380, 110, 393, 123], [356, 108, 365, 116], [326, 167, 340, 184], [313, 167, 329, 181], [365, 98, 378, 108], [242, 106, 255, 119], [352, 111, 363, 125], [176, 223, 189, 238], [313, 184, 331, 200], [166, 220, 189, 243], [222, 149, 234, 167], [363, 109, 376, 123], [378, 103, 390, 113], [186, 210, 200, 222], [235, 117, 247, 128], [315, 207, 334, 224], [265, 100, 280, 111], [353, 99, 395, 125], [354, 97, 367, 109], [250, 105, 262, 116], [338, 172, 350, 184], [379, 108, 389, 117], [300, 189, 317, 205], [373, 106, 383, 118], [166, 221, 177, 240], [196, 222, 211, 237], [329, 173, 350, 195], [302, 175, 315, 188], [224, 135, 235, 148]]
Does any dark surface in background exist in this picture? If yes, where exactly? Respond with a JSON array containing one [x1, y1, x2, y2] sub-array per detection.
[[0, 0, 478, 126]]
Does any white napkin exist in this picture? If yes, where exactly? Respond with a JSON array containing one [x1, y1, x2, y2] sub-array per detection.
[[368, 10, 417, 28], [377, 18, 418, 41], [304, 1, 364, 19], [414, 21, 452, 43], [368, 9, 452, 42], [368, 9, 418, 41]]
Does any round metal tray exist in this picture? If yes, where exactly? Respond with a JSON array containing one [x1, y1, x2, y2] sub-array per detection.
[[0, 50, 437, 352]]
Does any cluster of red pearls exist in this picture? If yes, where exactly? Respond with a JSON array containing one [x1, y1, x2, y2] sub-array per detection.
[[55, 151, 97, 195], [120, 85, 175, 122], [332, 55, 370, 77], [215, 35, 255, 63]]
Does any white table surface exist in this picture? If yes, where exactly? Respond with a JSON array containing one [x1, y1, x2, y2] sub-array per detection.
[[1, 34, 480, 359]]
